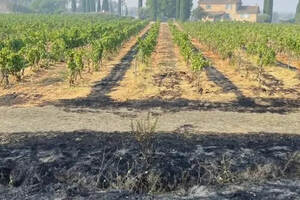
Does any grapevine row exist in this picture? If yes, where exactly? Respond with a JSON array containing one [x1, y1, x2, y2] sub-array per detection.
[[137, 22, 160, 63], [169, 24, 209, 72], [67, 21, 147, 85]]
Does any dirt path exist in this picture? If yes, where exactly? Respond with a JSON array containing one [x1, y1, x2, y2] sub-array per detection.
[[0, 105, 300, 135], [151, 22, 183, 99]]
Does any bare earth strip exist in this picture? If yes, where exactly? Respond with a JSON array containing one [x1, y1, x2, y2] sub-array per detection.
[[0, 106, 300, 135]]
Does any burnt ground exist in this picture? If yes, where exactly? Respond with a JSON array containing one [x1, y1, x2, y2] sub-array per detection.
[[0, 131, 300, 200], [0, 23, 300, 199]]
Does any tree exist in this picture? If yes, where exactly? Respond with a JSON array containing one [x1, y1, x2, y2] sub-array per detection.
[[109, 0, 114, 13], [146, 0, 176, 20], [71, 0, 76, 12], [125, 5, 128, 16], [82, 0, 87, 12], [160, 0, 176, 19], [152, 0, 158, 20], [102, 0, 109, 12], [118, 0, 121, 16], [263, 0, 273, 22], [138, 0, 143, 18], [31, 0, 67, 13], [97, 0, 101, 12], [296, 0, 300, 23], [138, 0, 143, 8], [176, 0, 180, 19], [8, 3, 34, 13], [90, 0, 95, 12], [192, 7, 207, 20], [86, 0, 91, 12], [180, 0, 192, 21]]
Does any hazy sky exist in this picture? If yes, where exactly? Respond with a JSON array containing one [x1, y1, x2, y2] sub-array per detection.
[[126, 0, 298, 14]]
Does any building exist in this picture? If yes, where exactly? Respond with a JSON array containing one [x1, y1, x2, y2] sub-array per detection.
[[198, 0, 260, 22]]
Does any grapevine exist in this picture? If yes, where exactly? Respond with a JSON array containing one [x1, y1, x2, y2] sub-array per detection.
[[169, 24, 209, 73], [137, 23, 160, 63]]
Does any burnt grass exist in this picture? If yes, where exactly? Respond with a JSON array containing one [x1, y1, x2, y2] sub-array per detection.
[[0, 131, 300, 199]]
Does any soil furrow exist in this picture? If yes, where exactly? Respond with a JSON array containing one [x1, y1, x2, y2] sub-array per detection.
[[151, 23, 183, 99]]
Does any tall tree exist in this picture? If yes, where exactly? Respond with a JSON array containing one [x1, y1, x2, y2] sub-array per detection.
[[71, 0, 76, 12], [97, 0, 101, 12], [180, 0, 192, 21], [263, 0, 273, 22], [90, 0, 95, 12], [82, 0, 87, 12], [138, 0, 143, 18], [109, 0, 113, 13], [146, 0, 177, 20], [118, 0, 121, 16], [87, 0, 91, 12], [186, 0, 193, 20], [138, 0, 143, 8], [125, 5, 128, 16], [296, 0, 300, 23], [31, 0, 67, 13], [102, 0, 109, 12], [176, 0, 180, 19], [153, 0, 158, 20], [179, 0, 184, 20]]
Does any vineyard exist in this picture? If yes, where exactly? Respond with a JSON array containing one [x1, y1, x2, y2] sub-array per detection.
[[181, 22, 300, 77], [0, 14, 147, 87], [0, 14, 300, 200], [0, 15, 299, 106]]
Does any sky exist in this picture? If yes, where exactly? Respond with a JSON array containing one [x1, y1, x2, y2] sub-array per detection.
[[125, 0, 298, 14]]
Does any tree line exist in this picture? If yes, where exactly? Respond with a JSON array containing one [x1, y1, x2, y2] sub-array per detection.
[[3, 0, 300, 24], [146, 0, 193, 21], [71, 0, 127, 16], [296, 0, 300, 23], [5, 0, 127, 15]]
